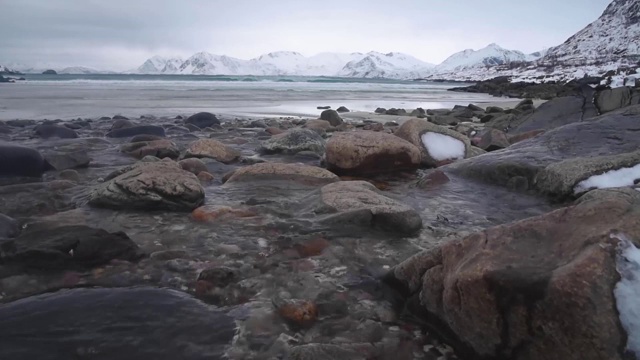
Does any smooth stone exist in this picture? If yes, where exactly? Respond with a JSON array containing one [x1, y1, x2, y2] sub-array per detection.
[[106, 125, 165, 138]]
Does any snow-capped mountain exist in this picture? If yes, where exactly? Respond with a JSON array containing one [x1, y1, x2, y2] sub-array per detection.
[[337, 51, 434, 79], [0, 65, 21, 75], [435, 44, 529, 73], [541, 0, 639, 67], [58, 66, 115, 74], [253, 51, 365, 76], [136, 56, 184, 74]]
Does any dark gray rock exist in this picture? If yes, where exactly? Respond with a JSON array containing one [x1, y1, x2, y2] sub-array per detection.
[[43, 150, 91, 171], [374, 107, 386, 114], [385, 108, 406, 116], [260, 128, 326, 156], [443, 105, 640, 189], [112, 115, 129, 120], [0, 144, 48, 177], [336, 106, 350, 113], [6, 119, 36, 128], [0, 213, 19, 238], [320, 109, 343, 126], [185, 112, 220, 129], [106, 125, 165, 138], [130, 134, 164, 143], [485, 106, 504, 114], [1, 225, 142, 269], [503, 96, 586, 134], [0, 287, 235, 360], [110, 119, 134, 130], [596, 86, 633, 114], [34, 124, 78, 139]]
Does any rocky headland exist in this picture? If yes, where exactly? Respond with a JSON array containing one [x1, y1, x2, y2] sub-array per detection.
[[1, 82, 640, 359]]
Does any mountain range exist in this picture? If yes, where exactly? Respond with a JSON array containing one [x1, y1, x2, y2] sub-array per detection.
[[2, 0, 638, 82]]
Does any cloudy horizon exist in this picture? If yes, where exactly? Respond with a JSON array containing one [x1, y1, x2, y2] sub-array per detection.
[[1, 0, 612, 71]]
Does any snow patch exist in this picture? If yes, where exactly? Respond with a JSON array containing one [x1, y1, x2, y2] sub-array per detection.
[[420, 132, 465, 161], [613, 232, 640, 358], [574, 164, 640, 194]]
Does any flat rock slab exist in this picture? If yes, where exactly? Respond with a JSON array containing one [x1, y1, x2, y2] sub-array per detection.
[[1, 225, 142, 270], [0, 287, 235, 360], [315, 181, 422, 234], [260, 128, 326, 156], [184, 139, 240, 164], [89, 161, 205, 211], [225, 162, 339, 185]]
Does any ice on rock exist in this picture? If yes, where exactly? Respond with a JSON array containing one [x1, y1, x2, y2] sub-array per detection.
[[573, 164, 640, 194], [420, 132, 465, 161], [613, 233, 640, 358]]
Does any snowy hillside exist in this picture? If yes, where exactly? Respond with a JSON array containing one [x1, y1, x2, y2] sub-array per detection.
[[58, 66, 115, 74], [337, 51, 434, 79], [136, 56, 184, 74], [254, 51, 364, 76], [541, 0, 640, 67], [0, 65, 20, 74]]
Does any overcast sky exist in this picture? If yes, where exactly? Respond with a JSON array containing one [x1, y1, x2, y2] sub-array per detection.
[[1, 0, 612, 71]]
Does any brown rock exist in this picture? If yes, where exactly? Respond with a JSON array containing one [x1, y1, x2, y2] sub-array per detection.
[[265, 127, 285, 135], [276, 299, 318, 328], [224, 162, 339, 185], [389, 189, 640, 360], [197, 171, 215, 183], [184, 139, 240, 164], [120, 140, 180, 160], [192, 205, 257, 222], [416, 170, 450, 189], [293, 237, 330, 257], [178, 158, 208, 175], [325, 131, 421, 175], [394, 118, 471, 167]]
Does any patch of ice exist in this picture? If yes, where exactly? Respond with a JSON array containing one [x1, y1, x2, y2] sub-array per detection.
[[421, 132, 466, 161], [574, 164, 640, 194], [613, 233, 640, 358]]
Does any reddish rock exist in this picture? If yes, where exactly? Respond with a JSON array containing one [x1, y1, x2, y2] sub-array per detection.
[[192, 205, 257, 222], [476, 128, 510, 151], [197, 171, 215, 183], [178, 158, 208, 175], [265, 127, 285, 135], [389, 188, 640, 360], [417, 170, 450, 189], [294, 237, 330, 257], [276, 299, 318, 328]]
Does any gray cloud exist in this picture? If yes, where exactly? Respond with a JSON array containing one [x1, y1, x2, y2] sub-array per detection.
[[0, 0, 613, 70]]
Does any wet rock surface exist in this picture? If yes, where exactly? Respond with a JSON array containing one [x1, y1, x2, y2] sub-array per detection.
[[3, 102, 637, 360]]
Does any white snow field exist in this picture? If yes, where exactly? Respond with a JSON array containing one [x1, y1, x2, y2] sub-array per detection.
[[613, 232, 640, 359], [420, 132, 466, 161], [573, 164, 640, 194]]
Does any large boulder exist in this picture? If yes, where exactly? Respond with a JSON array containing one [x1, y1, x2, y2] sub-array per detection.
[[1, 225, 142, 270], [0, 144, 48, 177], [120, 140, 180, 160], [89, 161, 205, 211], [0, 287, 235, 359], [34, 124, 78, 139], [596, 87, 633, 114], [394, 119, 471, 167], [319, 109, 343, 126], [325, 131, 421, 175], [184, 139, 240, 164], [185, 112, 220, 129], [106, 125, 165, 138], [387, 189, 640, 360], [443, 106, 640, 190], [260, 128, 326, 156], [535, 150, 640, 198], [474, 128, 510, 152], [314, 181, 422, 234], [225, 162, 338, 185]]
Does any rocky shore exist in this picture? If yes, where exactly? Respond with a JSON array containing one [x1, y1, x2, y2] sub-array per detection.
[[1, 83, 640, 359]]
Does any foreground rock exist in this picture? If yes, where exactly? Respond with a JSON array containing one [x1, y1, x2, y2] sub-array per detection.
[[0, 144, 49, 177], [0, 213, 19, 238], [394, 119, 471, 167], [443, 106, 640, 190], [535, 150, 640, 198], [184, 139, 240, 164], [313, 181, 422, 234], [34, 124, 78, 139], [185, 112, 220, 129], [89, 161, 205, 211], [387, 188, 640, 360], [325, 131, 421, 175], [260, 129, 326, 156], [225, 162, 338, 185], [43, 150, 91, 171], [0, 287, 235, 360], [1, 225, 142, 270]]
